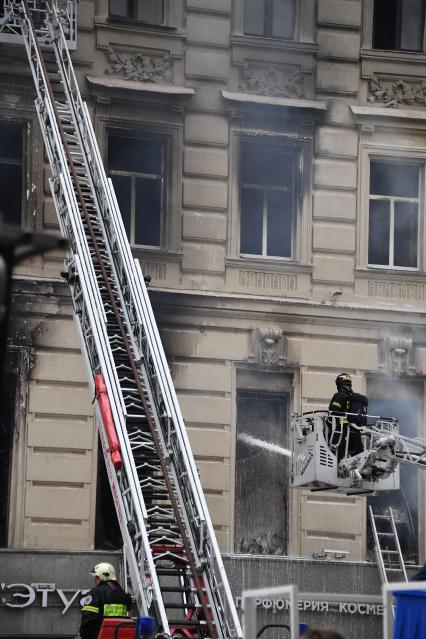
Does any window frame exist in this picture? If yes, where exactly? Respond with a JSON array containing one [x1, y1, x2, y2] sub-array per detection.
[[243, 0, 296, 40], [106, 124, 180, 253], [363, 0, 426, 53], [229, 130, 312, 266], [239, 141, 297, 260], [368, 160, 421, 270], [108, 0, 164, 25], [233, 0, 316, 44], [358, 146, 426, 273], [108, 132, 166, 248]]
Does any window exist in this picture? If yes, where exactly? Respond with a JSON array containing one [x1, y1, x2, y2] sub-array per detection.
[[109, 0, 163, 22], [0, 122, 23, 227], [108, 133, 166, 247], [244, 0, 295, 39], [235, 389, 289, 554], [368, 160, 420, 269], [372, 0, 425, 52], [240, 142, 297, 259]]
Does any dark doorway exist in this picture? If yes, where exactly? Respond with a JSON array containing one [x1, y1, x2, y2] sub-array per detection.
[[95, 438, 122, 550], [235, 389, 289, 555]]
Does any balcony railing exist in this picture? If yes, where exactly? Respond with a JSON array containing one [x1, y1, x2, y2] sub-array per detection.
[[0, 0, 76, 49]]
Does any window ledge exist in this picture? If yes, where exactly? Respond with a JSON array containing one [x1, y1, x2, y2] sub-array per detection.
[[222, 90, 326, 111], [361, 48, 426, 65], [231, 33, 317, 54], [94, 16, 184, 38], [351, 105, 426, 123], [355, 267, 425, 280], [226, 256, 313, 273], [87, 75, 194, 97]]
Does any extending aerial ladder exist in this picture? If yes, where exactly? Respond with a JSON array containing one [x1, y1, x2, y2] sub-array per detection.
[[0, 1, 243, 637]]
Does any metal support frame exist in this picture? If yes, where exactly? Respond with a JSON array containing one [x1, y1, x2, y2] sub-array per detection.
[[242, 585, 299, 639]]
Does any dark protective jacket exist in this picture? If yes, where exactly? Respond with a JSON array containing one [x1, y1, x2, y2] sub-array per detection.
[[329, 389, 368, 457], [329, 390, 368, 424], [79, 581, 132, 639]]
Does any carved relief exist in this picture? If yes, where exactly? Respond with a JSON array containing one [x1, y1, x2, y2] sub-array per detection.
[[106, 47, 173, 83], [239, 270, 297, 292], [380, 336, 414, 375], [368, 75, 426, 108], [249, 328, 287, 368], [368, 280, 425, 302], [239, 64, 305, 98]]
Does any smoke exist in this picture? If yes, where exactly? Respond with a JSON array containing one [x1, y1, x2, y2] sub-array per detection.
[[237, 432, 292, 457]]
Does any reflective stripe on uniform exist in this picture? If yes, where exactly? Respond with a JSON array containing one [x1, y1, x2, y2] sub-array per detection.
[[331, 401, 342, 408], [82, 605, 100, 613], [103, 603, 129, 617]]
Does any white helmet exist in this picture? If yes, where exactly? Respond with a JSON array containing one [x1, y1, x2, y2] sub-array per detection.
[[91, 562, 117, 582]]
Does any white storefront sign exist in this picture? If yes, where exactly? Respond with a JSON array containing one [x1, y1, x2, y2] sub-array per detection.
[[0, 582, 382, 617]]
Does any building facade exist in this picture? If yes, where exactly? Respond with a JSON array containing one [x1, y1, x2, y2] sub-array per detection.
[[2, 0, 426, 636]]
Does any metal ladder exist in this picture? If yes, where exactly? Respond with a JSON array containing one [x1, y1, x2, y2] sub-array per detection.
[[6, 1, 242, 637], [369, 505, 408, 585]]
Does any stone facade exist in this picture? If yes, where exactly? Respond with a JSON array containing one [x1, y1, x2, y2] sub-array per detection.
[[2, 0, 426, 592]]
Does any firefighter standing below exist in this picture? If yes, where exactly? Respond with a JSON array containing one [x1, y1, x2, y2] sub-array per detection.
[[78, 562, 132, 639], [329, 373, 368, 459]]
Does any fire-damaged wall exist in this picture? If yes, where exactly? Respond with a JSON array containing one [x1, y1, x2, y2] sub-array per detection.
[[2, 0, 426, 612]]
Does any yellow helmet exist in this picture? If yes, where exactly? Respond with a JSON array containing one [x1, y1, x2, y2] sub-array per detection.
[[91, 562, 117, 582]]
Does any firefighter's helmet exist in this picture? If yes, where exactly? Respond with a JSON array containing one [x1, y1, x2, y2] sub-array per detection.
[[335, 373, 352, 388], [91, 562, 117, 582]]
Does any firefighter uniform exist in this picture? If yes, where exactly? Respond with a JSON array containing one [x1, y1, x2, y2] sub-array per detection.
[[79, 564, 132, 639], [329, 373, 368, 458]]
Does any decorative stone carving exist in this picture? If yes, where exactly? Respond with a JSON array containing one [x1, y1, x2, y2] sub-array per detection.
[[380, 336, 414, 375], [239, 270, 297, 293], [249, 328, 287, 368], [239, 64, 305, 98], [368, 75, 426, 108], [105, 47, 173, 83]]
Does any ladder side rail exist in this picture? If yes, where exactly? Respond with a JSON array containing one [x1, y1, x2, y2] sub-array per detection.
[[369, 505, 388, 585], [130, 262, 243, 639], [19, 3, 169, 628], [19, 5, 106, 324], [70, 254, 170, 629], [45, 8, 242, 636], [73, 75, 240, 639], [43, 17, 211, 630], [389, 508, 408, 582], [104, 181, 242, 638]]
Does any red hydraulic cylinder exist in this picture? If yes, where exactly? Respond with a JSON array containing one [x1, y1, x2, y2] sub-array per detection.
[[95, 374, 123, 470]]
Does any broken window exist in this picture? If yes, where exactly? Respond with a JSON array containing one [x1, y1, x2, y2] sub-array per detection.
[[368, 160, 420, 269], [235, 389, 289, 555], [108, 133, 165, 247], [244, 0, 295, 39], [0, 122, 23, 227], [240, 142, 297, 258], [109, 0, 163, 23], [373, 0, 425, 51]]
